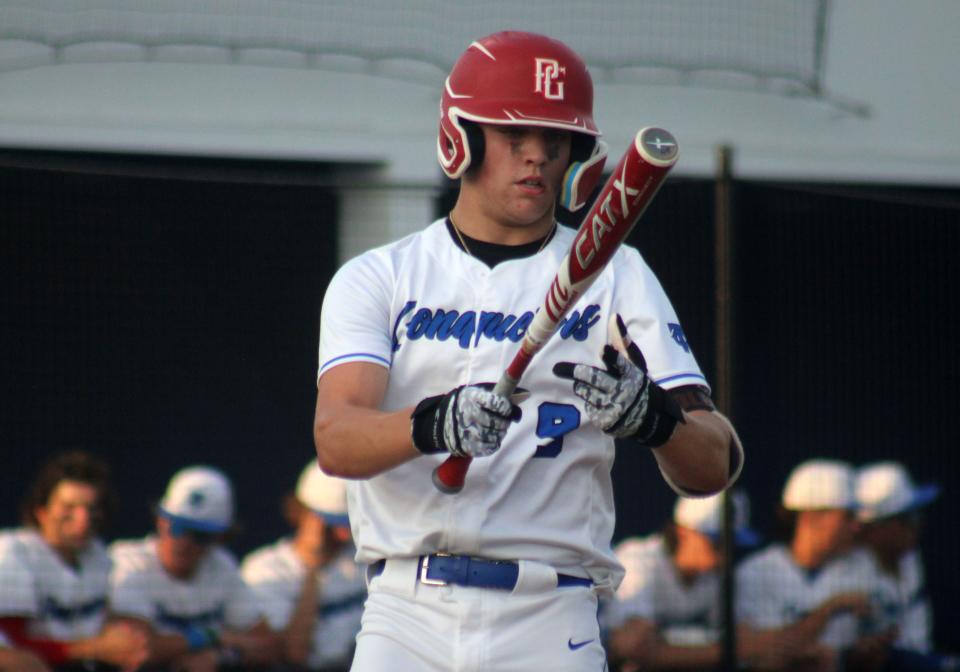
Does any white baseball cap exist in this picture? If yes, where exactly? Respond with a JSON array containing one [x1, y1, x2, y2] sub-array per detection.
[[674, 490, 761, 547], [781, 459, 856, 511], [296, 460, 349, 528], [158, 466, 234, 533], [855, 461, 940, 522]]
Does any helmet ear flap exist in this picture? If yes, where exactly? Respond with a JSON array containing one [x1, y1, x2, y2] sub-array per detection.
[[560, 139, 608, 212], [461, 120, 485, 175]]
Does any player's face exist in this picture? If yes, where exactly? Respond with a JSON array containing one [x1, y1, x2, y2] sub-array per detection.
[[467, 124, 571, 232], [294, 510, 351, 568], [802, 509, 857, 556], [673, 526, 721, 578], [34, 480, 102, 558], [156, 516, 215, 579]]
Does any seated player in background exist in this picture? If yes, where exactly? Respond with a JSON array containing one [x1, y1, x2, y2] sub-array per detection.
[[606, 490, 791, 671], [108, 465, 277, 671], [855, 461, 959, 671], [0, 451, 148, 671], [737, 459, 895, 671], [241, 460, 365, 672]]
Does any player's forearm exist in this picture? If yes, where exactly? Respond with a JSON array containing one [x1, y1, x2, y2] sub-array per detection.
[[282, 571, 320, 665], [219, 622, 280, 666], [651, 410, 731, 495], [145, 632, 191, 664], [314, 401, 420, 478]]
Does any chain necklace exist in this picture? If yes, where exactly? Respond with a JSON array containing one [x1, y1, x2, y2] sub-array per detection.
[[449, 215, 555, 257]]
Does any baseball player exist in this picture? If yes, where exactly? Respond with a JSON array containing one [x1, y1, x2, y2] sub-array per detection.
[[736, 459, 895, 671], [108, 465, 278, 670], [606, 490, 770, 671], [855, 461, 959, 670], [0, 451, 148, 671], [313, 31, 743, 671], [241, 460, 366, 671]]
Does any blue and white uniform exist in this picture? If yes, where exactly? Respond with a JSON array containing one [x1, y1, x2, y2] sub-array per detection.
[[736, 544, 873, 651], [0, 528, 110, 641], [607, 534, 720, 646], [317, 219, 715, 670], [241, 540, 365, 669], [108, 536, 263, 637]]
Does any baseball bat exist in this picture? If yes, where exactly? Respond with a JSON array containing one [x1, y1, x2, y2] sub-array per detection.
[[431, 127, 680, 494]]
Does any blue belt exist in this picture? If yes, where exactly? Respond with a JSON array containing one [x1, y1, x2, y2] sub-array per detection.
[[368, 554, 592, 591]]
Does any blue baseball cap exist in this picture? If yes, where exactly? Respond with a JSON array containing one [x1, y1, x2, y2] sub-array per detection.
[[674, 490, 761, 547], [856, 461, 940, 522], [157, 466, 234, 533]]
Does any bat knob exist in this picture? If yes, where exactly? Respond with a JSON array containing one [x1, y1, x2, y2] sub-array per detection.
[[637, 127, 679, 165], [432, 457, 470, 494]]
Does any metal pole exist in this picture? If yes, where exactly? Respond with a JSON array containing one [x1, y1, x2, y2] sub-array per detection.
[[714, 144, 737, 672]]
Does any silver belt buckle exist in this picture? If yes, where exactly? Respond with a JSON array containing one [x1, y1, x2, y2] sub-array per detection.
[[419, 552, 451, 586]]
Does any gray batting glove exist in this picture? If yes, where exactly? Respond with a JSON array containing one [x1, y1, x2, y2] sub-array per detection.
[[554, 345, 651, 438], [553, 314, 683, 446], [411, 383, 523, 458]]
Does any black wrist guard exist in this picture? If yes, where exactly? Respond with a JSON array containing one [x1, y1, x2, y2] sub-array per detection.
[[632, 382, 685, 448], [411, 392, 451, 454]]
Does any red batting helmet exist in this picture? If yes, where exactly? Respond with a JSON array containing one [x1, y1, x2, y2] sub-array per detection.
[[438, 31, 608, 211]]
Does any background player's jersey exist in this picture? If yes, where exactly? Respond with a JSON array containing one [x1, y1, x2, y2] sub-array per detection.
[[0, 528, 110, 641], [109, 536, 262, 635], [317, 219, 706, 593], [736, 544, 873, 650], [853, 548, 932, 653], [606, 534, 720, 646], [241, 539, 366, 669]]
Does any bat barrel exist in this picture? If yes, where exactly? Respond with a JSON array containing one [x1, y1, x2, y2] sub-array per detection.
[[432, 127, 679, 494]]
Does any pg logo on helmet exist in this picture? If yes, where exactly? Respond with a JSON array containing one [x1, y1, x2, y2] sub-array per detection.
[[535, 58, 566, 100], [437, 31, 608, 211]]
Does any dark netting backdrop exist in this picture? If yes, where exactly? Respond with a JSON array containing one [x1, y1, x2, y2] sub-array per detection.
[[0, 154, 339, 554], [3, 156, 958, 650]]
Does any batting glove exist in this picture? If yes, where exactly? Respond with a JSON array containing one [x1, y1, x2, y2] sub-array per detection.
[[411, 384, 523, 458], [553, 314, 683, 447]]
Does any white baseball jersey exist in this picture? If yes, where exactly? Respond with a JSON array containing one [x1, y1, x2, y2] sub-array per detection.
[[0, 528, 110, 641], [606, 534, 720, 646], [736, 544, 873, 650], [108, 536, 262, 635], [318, 219, 708, 594], [241, 539, 366, 668], [852, 548, 932, 653]]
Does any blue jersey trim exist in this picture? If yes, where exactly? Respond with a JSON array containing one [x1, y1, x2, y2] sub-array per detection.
[[654, 372, 707, 386], [320, 352, 390, 374]]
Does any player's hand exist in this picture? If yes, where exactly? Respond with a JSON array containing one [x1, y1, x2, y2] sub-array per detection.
[[90, 621, 150, 672], [172, 648, 219, 672], [411, 383, 523, 458], [824, 592, 871, 616], [553, 314, 683, 446]]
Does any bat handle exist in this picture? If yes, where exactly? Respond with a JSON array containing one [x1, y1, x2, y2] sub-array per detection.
[[431, 372, 520, 494], [431, 454, 471, 494]]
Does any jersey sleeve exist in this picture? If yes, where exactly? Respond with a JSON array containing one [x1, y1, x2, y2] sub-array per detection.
[[220, 554, 265, 631], [107, 555, 156, 623], [612, 248, 707, 391], [0, 536, 37, 617], [317, 250, 396, 381], [735, 552, 785, 629], [240, 552, 297, 631]]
